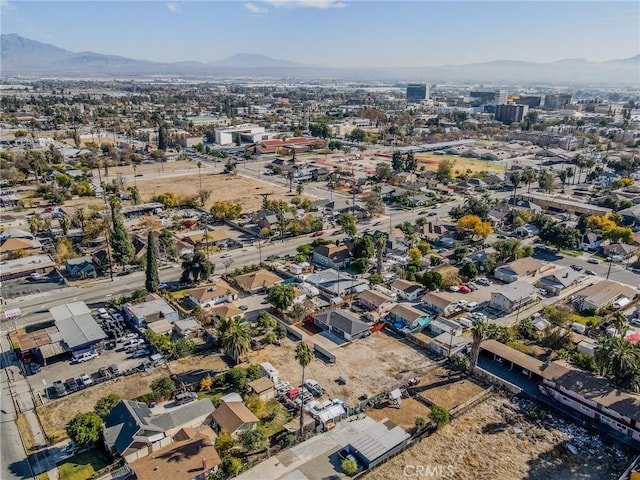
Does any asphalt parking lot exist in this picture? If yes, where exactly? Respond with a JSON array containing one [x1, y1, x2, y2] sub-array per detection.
[[1, 271, 66, 300]]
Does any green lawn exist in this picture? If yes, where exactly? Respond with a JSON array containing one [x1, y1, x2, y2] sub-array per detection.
[[198, 386, 228, 406], [570, 313, 603, 326], [57, 450, 112, 480], [260, 399, 293, 438], [560, 249, 583, 257]]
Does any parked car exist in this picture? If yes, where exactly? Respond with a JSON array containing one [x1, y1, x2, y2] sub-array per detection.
[[78, 373, 93, 387], [131, 349, 150, 359], [585, 269, 596, 275], [458, 285, 472, 294], [304, 379, 325, 396], [239, 305, 249, 311], [471, 312, 487, 321], [476, 278, 490, 286], [221, 253, 233, 258], [74, 351, 99, 363], [449, 285, 460, 292], [587, 258, 599, 264], [108, 364, 120, 375], [53, 380, 68, 397], [65, 377, 80, 392], [311, 230, 325, 237], [174, 392, 198, 405], [570, 264, 583, 271], [28, 363, 41, 374]]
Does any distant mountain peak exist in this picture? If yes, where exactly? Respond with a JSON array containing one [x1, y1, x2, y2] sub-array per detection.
[[212, 52, 301, 68]]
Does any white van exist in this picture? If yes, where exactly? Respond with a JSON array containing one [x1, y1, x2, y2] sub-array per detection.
[[464, 302, 479, 312]]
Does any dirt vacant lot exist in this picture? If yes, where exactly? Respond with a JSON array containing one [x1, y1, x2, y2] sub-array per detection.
[[136, 170, 303, 212], [37, 367, 171, 443], [365, 395, 632, 480], [249, 332, 434, 404], [413, 367, 487, 411], [367, 397, 431, 431]]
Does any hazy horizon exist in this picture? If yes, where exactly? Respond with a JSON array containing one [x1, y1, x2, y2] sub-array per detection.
[[2, 1, 639, 68]]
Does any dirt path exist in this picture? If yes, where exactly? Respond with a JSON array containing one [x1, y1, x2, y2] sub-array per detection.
[[364, 395, 632, 480]]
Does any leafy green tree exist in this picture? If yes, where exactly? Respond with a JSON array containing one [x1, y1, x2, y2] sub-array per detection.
[[414, 416, 427, 430], [375, 162, 392, 181], [145, 231, 159, 293], [225, 366, 249, 390], [430, 405, 450, 428], [221, 319, 251, 365], [257, 311, 277, 331], [437, 158, 455, 181], [459, 261, 478, 280], [151, 377, 176, 399], [239, 426, 267, 452], [274, 324, 287, 339], [221, 456, 243, 478], [214, 431, 236, 457], [111, 215, 134, 270], [66, 412, 103, 448], [341, 459, 359, 476], [180, 249, 214, 283], [391, 151, 404, 171], [267, 284, 296, 311], [420, 270, 443, 291], [158, 124, 168, 151], [295, 342, 314, 436], [94, 393, 120, 418], [336, 213, 357, 236], [58, 214, 71, 235], [539, 223, 581, 251], [309, 122, 332, 138], [348, 128, 367, 142], [405, 151, 417, 172]]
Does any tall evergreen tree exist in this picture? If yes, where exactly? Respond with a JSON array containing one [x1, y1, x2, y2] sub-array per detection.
[[145, 231, 159, 293], [111, 215, 134, 270], [158, 124, 168, 151]]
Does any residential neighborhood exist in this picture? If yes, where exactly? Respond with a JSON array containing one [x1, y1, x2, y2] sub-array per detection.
[[1, 8, 640, 480]]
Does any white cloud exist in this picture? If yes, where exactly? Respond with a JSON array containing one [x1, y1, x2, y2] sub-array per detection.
[[166, 3, 180, 13], [244, 3, 268, 14], [264, 0, 347, 9]]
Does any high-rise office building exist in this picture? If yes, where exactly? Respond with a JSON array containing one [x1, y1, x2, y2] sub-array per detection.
[[514, 96, 542, 108], [544, 94, 573, 110], [407, 84, 428, 103], [495, 104, 528, 125], [494, 89, 508, 105]]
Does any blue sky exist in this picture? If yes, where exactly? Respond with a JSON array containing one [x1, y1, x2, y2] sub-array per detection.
[[2, 1, 639, 67]]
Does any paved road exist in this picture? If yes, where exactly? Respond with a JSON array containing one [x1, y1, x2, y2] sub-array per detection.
[[0, 335, 33, 480]]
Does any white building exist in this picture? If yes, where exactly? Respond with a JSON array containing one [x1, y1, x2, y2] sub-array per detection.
[[214, 124, 266, 145]]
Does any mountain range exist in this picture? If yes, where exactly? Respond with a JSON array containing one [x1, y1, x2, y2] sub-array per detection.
[[2, 34, 639, 84]]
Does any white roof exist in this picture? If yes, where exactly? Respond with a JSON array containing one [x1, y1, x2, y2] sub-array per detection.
[[316, 404, 345, 423]]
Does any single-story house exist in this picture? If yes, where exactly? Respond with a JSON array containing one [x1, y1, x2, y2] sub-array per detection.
[[386, 304, 430, 331], [304, 268, 369, 297], [489, 281, 539, 313], [247, 377, 276, 402], [421, 292, 459, 318], [234, 269, 283, 293], [313, 309, 371, 341], [186, 280, 239, 308], [128, 427, 221, 480], [0, 253, 56, 281], [103, 399, 215, 464], [211, 400, 259, 438], [210, 303, 244, 321], [312, 244, 352, 269], [124, 293, 179, 328], [358, 289, 395, 315], [389, 279, 425, 301], [537, 267, 582, 295], [494, 257, 550, 284], [572, 280, 637, 313], [428, 332, 470, 357], [580, 232, 604, 251], [172, 318, 203, 338], [602, 243, 639, 259], [428, 316, 463, 336], [65, 256, 97, 279]]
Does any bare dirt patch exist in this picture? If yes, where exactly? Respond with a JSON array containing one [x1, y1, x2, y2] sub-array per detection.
[[169, 353, 230, 375], [366, 397, 431, 431], [413, 368, 487, 411], [364, 395, 632, 480], [37, 367, 171, 443], [247, 332, 434, 404], [135, 171, 300, 212], [16, 413, 38, 452]]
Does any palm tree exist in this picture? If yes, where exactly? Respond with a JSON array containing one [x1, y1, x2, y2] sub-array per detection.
[[522, 168, 537, 193], [286, 171, 295, 193], [613, 311, 629, 337], [469, 319, 488, 373], [220, 318, 251, 365], [197, 161, 203, 193], [509, 170, 523, 205], [28, 215, 42, 236], [594, 337, 613, 376], [58, 214, 71, 235], [295, 342, 314, 437], [374, 233, 386, 274]]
